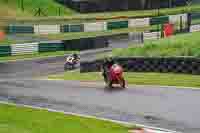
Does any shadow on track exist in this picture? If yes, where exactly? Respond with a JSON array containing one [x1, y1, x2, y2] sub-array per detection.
[[103, 86, 126, 93]]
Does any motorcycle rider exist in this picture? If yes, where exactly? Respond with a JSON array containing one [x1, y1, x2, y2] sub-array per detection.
[[72, 53, 79, 61], [102, 56, 115, 83], [66, 55, 74, 64], [66, 53, 79, 64]]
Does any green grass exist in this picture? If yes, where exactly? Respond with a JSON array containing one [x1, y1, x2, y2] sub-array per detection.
[[0, 38, 38, 45], [0, 51, 78, 62], [0, 0, 75, 18], [0, 39, 19, 45], [113, 32, 200, 57], [0, 103, 132, 133], [48, 71, 200, 88]]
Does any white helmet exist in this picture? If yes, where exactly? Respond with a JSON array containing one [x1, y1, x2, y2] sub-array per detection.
[[66, 56, 74, 63]]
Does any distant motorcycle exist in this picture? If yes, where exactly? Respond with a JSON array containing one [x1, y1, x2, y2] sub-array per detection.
[[104, 64, 126, 88], [64, 56, 80, 70]]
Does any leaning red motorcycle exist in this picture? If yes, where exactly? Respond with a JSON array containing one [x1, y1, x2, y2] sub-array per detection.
[[106, 64, 126, 88]]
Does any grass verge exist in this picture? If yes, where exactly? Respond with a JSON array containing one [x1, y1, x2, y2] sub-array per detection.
[[4, 4, 200, 24], [48, 71, 200, 88], [113, 32, 200, 57], [0, 38, 37, 45], [0, 103, 132, 133], [0, 51, 78, 62], [0, 0, 75, 18]]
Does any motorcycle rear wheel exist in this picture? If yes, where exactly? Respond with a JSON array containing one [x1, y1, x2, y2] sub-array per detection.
[[119, 78, 126, 88], [105, 78, 113, 88], [108, 80, 113, 88]]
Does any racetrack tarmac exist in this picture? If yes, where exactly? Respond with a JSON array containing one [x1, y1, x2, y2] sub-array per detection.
[[0, 56, 66, 79], [0, 79, 200, 133], [0, 48, 109, 79], [0, 44, 200, 133]]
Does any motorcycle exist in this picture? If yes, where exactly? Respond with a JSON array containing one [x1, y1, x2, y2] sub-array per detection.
[[104, 64, 126, 88], [64, 56, 80, 70]]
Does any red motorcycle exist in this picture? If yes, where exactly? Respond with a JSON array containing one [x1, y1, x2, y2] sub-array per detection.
[[105, 64, 126, 88]]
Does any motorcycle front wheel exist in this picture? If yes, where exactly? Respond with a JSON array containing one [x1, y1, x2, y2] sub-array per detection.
[[64, 63, 73, 70]]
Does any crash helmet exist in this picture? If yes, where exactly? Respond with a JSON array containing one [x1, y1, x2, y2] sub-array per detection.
[[66, 56, 73, 62], [106, 54, 113, 61], [73, 53, 78, 58]]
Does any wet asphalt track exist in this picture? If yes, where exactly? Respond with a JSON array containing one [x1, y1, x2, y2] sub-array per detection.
[[0, 48, 111, 79], [0, 56, 67, 79], [0, 41, 200, 133], [0, 80, 200, 133]]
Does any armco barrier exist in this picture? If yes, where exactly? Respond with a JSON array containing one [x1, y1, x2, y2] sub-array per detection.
[[63, 36, 109, 51], [107, 33, 130, 48], [150, 16, 169, 25], [0, 46, 11, 57], [143, 31, 161, 40], [60, 25, 69, 33], [108, 33, 129, 41], [107, 20, 128, 30], [80, 57, 200, 75], [129, 32, 143, 44], [84, 22, 107, 32], [39, 41, 64, 52], [6, 25, 34, 34], [5, 13, 193, 34], [34, 25, 60, 34], [129, 18, 150, 28], [11, 42, 39, 55], [69, 24, 84, 32], [1, 22, 200, 57]]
